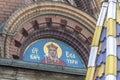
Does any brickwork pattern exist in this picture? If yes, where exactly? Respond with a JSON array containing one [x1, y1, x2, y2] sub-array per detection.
[[0, 36, 5, 57], [0, 0, 100, 25], [0, 0, 33, 24]]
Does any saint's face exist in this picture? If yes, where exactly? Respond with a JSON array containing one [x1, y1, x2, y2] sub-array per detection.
[[49, 47, 57, 58]]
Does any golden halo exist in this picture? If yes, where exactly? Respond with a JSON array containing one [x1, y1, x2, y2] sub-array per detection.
[[43, 42, 62, 58]]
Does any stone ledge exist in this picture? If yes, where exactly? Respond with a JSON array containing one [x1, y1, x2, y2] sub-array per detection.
[[0, 66, 85, 80], [0, 58, 86, 75]]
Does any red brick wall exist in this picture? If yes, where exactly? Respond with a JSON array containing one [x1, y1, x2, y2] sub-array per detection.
[[0, 0, 99, 24], [0, 0, 34, 24]]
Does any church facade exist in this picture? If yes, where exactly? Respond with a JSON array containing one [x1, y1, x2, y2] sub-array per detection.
[[0, 0, 98, 80]]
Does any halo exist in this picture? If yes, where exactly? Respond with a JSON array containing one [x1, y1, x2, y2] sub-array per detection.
[[43, 42, 62, 58]]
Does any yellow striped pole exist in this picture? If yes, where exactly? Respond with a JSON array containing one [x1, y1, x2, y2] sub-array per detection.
[[86, 1, 108, 80], [105, 0, 117, 80], [117, 0, 120, 24]]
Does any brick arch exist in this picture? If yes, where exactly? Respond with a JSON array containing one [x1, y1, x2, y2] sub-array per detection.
[[2, 1, 96, 34], [2, 1, 96, 67], [4, 14, 93, 67]]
